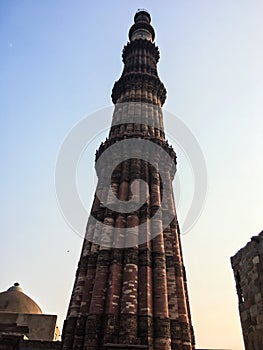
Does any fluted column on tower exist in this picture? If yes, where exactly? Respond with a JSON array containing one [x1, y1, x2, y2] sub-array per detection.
[[61, 10, 195, 350]]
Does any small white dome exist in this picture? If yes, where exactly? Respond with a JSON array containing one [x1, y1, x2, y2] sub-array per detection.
[[0, 283, 42, 314]]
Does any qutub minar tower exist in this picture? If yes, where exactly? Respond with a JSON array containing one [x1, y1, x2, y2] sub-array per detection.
[[62, 10, 195, 350]]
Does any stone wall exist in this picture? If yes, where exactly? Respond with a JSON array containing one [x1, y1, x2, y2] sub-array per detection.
[[231, 231, 263, 350], [0, 313, 57, 341], [18, 339, 60, 350]]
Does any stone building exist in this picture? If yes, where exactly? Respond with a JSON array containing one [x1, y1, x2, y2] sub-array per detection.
[[0, 283, 60, 350], [231, 231, 263, 350], [61, 10, 195, 350]]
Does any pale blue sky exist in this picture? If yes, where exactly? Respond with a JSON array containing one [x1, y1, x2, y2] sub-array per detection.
[[1, 1, 263, 349]]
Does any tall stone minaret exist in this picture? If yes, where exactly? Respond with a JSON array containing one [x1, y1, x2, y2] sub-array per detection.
[[61, 10, 195, 350]]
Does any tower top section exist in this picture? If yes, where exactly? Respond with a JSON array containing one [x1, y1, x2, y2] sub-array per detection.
[[111, 9, 166, 105], [129, 9, 155, 42]]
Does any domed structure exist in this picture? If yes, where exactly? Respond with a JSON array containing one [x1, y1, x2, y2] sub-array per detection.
[[0, 283, 60, 343], [0, 282, 42, 314]]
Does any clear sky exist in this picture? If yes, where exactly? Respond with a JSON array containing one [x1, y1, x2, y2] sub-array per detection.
[[1, 1, 262, 349]]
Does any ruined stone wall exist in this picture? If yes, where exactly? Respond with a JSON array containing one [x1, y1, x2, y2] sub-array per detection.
[[0, 313, 58, 342], [231, 231, 263, 350]]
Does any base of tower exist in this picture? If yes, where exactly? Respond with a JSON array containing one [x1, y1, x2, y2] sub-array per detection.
[[105, 344, 148, 350]]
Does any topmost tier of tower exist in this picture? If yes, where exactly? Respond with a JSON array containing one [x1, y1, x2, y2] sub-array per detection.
[[134, 9, 151, 23], [129, 9, 155, 42], [111, 9, 166, 105]]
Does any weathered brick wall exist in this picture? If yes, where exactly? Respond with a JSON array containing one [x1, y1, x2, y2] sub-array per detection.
[[231, 231, 263, 350]]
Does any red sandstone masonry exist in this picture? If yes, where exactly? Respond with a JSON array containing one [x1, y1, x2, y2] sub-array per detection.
[[62, 10, 195, 350]]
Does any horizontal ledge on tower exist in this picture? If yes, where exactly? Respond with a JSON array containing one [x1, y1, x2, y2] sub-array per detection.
[[105, 345, 148, 349]]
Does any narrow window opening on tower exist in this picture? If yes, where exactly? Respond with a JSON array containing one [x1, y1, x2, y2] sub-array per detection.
[[235, 270, 245, 303]]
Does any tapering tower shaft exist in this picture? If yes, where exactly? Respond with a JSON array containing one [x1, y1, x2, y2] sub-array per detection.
[[62, 10, 195, 350]]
